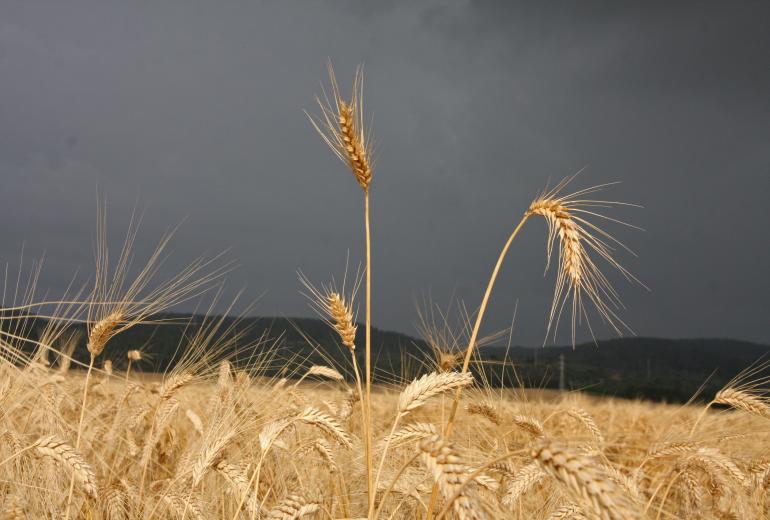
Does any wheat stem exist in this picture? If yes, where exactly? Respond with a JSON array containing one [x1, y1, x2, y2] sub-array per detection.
[[64, 354, 95, 520], [426, 215, 529, 519], [364, 190, 375, 515]]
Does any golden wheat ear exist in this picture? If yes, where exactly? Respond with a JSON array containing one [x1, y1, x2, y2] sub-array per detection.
[[526, 175, 646, 346], [306, 62, 374, 192]]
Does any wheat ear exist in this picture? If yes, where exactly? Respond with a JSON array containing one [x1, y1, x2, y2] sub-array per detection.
[[374, 371, 473, 498], [532, 438, 640, 520], [419, 434, 486, 520], [525, 177, 641, 344], [267, 495, 319, 519], [714, 387, 770, 419], [32, 435, 98, 499], [398, 371, 474, 416], [501, 461, 545, 508]]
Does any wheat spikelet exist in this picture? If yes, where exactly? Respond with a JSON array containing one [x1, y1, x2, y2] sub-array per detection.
[[338, 388, 359, 422], [678, 464, 704, 515], [689, 447, 748, 488], [259, 417, 295, 453], [305, 365, 345, 382], [267, 495, 319, 519], [159, 373, 193, 400], [190, 427, 238, 486], [548, 503, 588, 520], [1, 429, 23, 454], [567, 408, 605, 448], [419, 434, 486, 520], [489, 460, 517, 480], [161, 492, 205, 520], [32, 435, 98, 499], [127, 349, 142, 361], [526, 178, 641, 344], [87, 311, 122, 357], [436, 349, 460, 372], [378, 422, 437, 448], [714, 387, 770, 419], [308, 64, 373, 192], [501, 461, 545, 507], [645, 441, 699, 461], [471, 472, 500, 492], [141, 398, 180, 468], [297, 437, 338, 472], [466, 402, 501, 425], [215, 460, 265, 517], [512, 414, 545, 438], [328, 293, 357, 351], [601, 463, 640, 499], [398, 371, 473, 416], [297, 406, 353, 448], [101, 484, 128, 520], [532, 438, 639, 520]]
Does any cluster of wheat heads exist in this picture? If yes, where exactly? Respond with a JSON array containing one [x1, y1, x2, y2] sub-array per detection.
[[0, 63, 767, 519], [2, 330, 770, 519], [306, 64, 651, 514]]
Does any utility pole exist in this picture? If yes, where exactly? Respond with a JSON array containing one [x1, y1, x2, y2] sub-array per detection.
[[559, 353, 565, 391]]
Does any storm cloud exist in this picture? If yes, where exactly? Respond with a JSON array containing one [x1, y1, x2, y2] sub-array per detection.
[[1, 1, 768, 345]]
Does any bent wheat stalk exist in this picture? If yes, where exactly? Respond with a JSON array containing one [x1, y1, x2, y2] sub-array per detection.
[[433, 177, 639, 518]]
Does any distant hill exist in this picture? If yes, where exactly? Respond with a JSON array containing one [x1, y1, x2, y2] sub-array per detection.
[[15, 313, 770, 403]]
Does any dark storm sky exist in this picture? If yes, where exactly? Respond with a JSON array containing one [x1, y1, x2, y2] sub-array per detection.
[[1, 1, 769, 346]]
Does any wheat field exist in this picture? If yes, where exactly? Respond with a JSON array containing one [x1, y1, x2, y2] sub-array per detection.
[[1, 66, 768, 519]]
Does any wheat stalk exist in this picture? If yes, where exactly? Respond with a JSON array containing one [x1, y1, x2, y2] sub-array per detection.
[[308, 63, 376, 514]]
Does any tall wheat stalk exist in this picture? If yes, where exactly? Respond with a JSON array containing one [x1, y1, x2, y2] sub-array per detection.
[[307, 62, 377, 514]]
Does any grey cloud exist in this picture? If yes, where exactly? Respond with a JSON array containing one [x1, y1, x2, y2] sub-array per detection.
[[1, 1, 768, 345]]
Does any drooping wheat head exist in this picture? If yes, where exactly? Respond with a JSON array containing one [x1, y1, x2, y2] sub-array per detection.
[[526, 176, 643, 344], [532, 438, 640, 520]]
